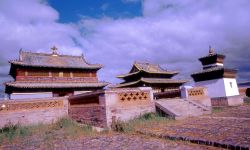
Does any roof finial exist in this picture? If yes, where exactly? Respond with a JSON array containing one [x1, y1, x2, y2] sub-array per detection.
[[19, 48, 23, 61], [209, 45, 214, 56], [51, 46, 58, 56]]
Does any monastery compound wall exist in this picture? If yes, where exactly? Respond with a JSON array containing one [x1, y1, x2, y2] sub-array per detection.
[[0, 97, 68, 128], [103, 87, 155, 127], [0, 87, 155, 128], [181, 86, 212, 107]]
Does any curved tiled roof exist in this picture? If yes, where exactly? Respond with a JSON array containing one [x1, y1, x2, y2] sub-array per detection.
[[114, 77, 187, 88], [141, 78, 188, 84], [10, 50, 102, 69], [117, 62, 178, 78]]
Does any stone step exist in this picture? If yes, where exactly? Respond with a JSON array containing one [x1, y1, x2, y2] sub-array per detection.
[[155, 98, 212, 119]]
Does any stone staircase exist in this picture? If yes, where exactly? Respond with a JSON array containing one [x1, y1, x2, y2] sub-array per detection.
[[155, 98, 211, 120]]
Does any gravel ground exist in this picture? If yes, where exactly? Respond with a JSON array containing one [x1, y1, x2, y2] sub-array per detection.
[[1, 133, 219, 150], [138, 105, 250, 149], [209, 104, 250, 118]]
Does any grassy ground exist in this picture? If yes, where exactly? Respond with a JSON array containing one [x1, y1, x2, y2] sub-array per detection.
[[212, 107, 224, 113], [0, 117, 98, 147], [0, 113, 173, 146], [112, 113, 174, 133]]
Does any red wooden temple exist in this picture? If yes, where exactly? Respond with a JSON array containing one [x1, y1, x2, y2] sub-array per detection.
[[5, 47, 108, 99]]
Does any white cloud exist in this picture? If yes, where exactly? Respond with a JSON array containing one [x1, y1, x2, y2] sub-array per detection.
[[79, 0, 250, 83], [0, 0, 86, 93]]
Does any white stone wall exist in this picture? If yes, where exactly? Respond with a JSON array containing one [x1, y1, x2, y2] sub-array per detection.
[[195, 78, 239, 98], [103, 87, 155, 127], [10, 92, 53, 99], [224, 78, 239, 96], [195, 79, 226, 98]]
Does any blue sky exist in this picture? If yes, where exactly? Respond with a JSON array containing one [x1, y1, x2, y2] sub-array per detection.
[[48, 0, 142, 23]]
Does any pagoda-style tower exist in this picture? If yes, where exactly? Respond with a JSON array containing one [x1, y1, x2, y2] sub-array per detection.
[[5, 47, 108, 99], [191, 46, 240, 99], [115, 62, 187, 93]]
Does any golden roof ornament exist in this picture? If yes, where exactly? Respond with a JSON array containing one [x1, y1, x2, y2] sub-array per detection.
[[51, 46, 58, 56], [209, 45, 214, 56]]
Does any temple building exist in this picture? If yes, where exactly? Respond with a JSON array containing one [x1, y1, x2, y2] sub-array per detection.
[[115, 62, 187, 93], [191, 46, 243, 106], [5, 47, 108, 99]]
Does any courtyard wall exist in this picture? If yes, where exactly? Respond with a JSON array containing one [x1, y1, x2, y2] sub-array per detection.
[[0, 97, 68, 128]]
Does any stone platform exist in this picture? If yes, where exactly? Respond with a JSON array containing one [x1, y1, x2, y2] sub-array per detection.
[[155, 98, 211, 119]]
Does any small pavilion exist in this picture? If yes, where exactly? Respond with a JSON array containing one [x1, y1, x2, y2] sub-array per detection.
[[115, 61, 187, 94]]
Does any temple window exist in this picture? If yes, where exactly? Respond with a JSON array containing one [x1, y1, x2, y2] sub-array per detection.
[[49, 72, 52, 77], [51, 71, 59, 77], [63, 71, 71, 77], [73, 71, 90, 77], [59, 72, 63, 77], [27, 71, 49, 77], [17, 70, 26, 76]]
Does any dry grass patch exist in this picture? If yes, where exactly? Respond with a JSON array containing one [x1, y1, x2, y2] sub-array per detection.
[[112, 113, 175, 133], [0, 117, 97, 147], [212, 107, 224, 113]]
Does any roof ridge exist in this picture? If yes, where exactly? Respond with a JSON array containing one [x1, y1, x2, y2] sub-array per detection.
[[141, 77, 188, 81], [21, 50, 83, 58], [134, 61, 177, 73]]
